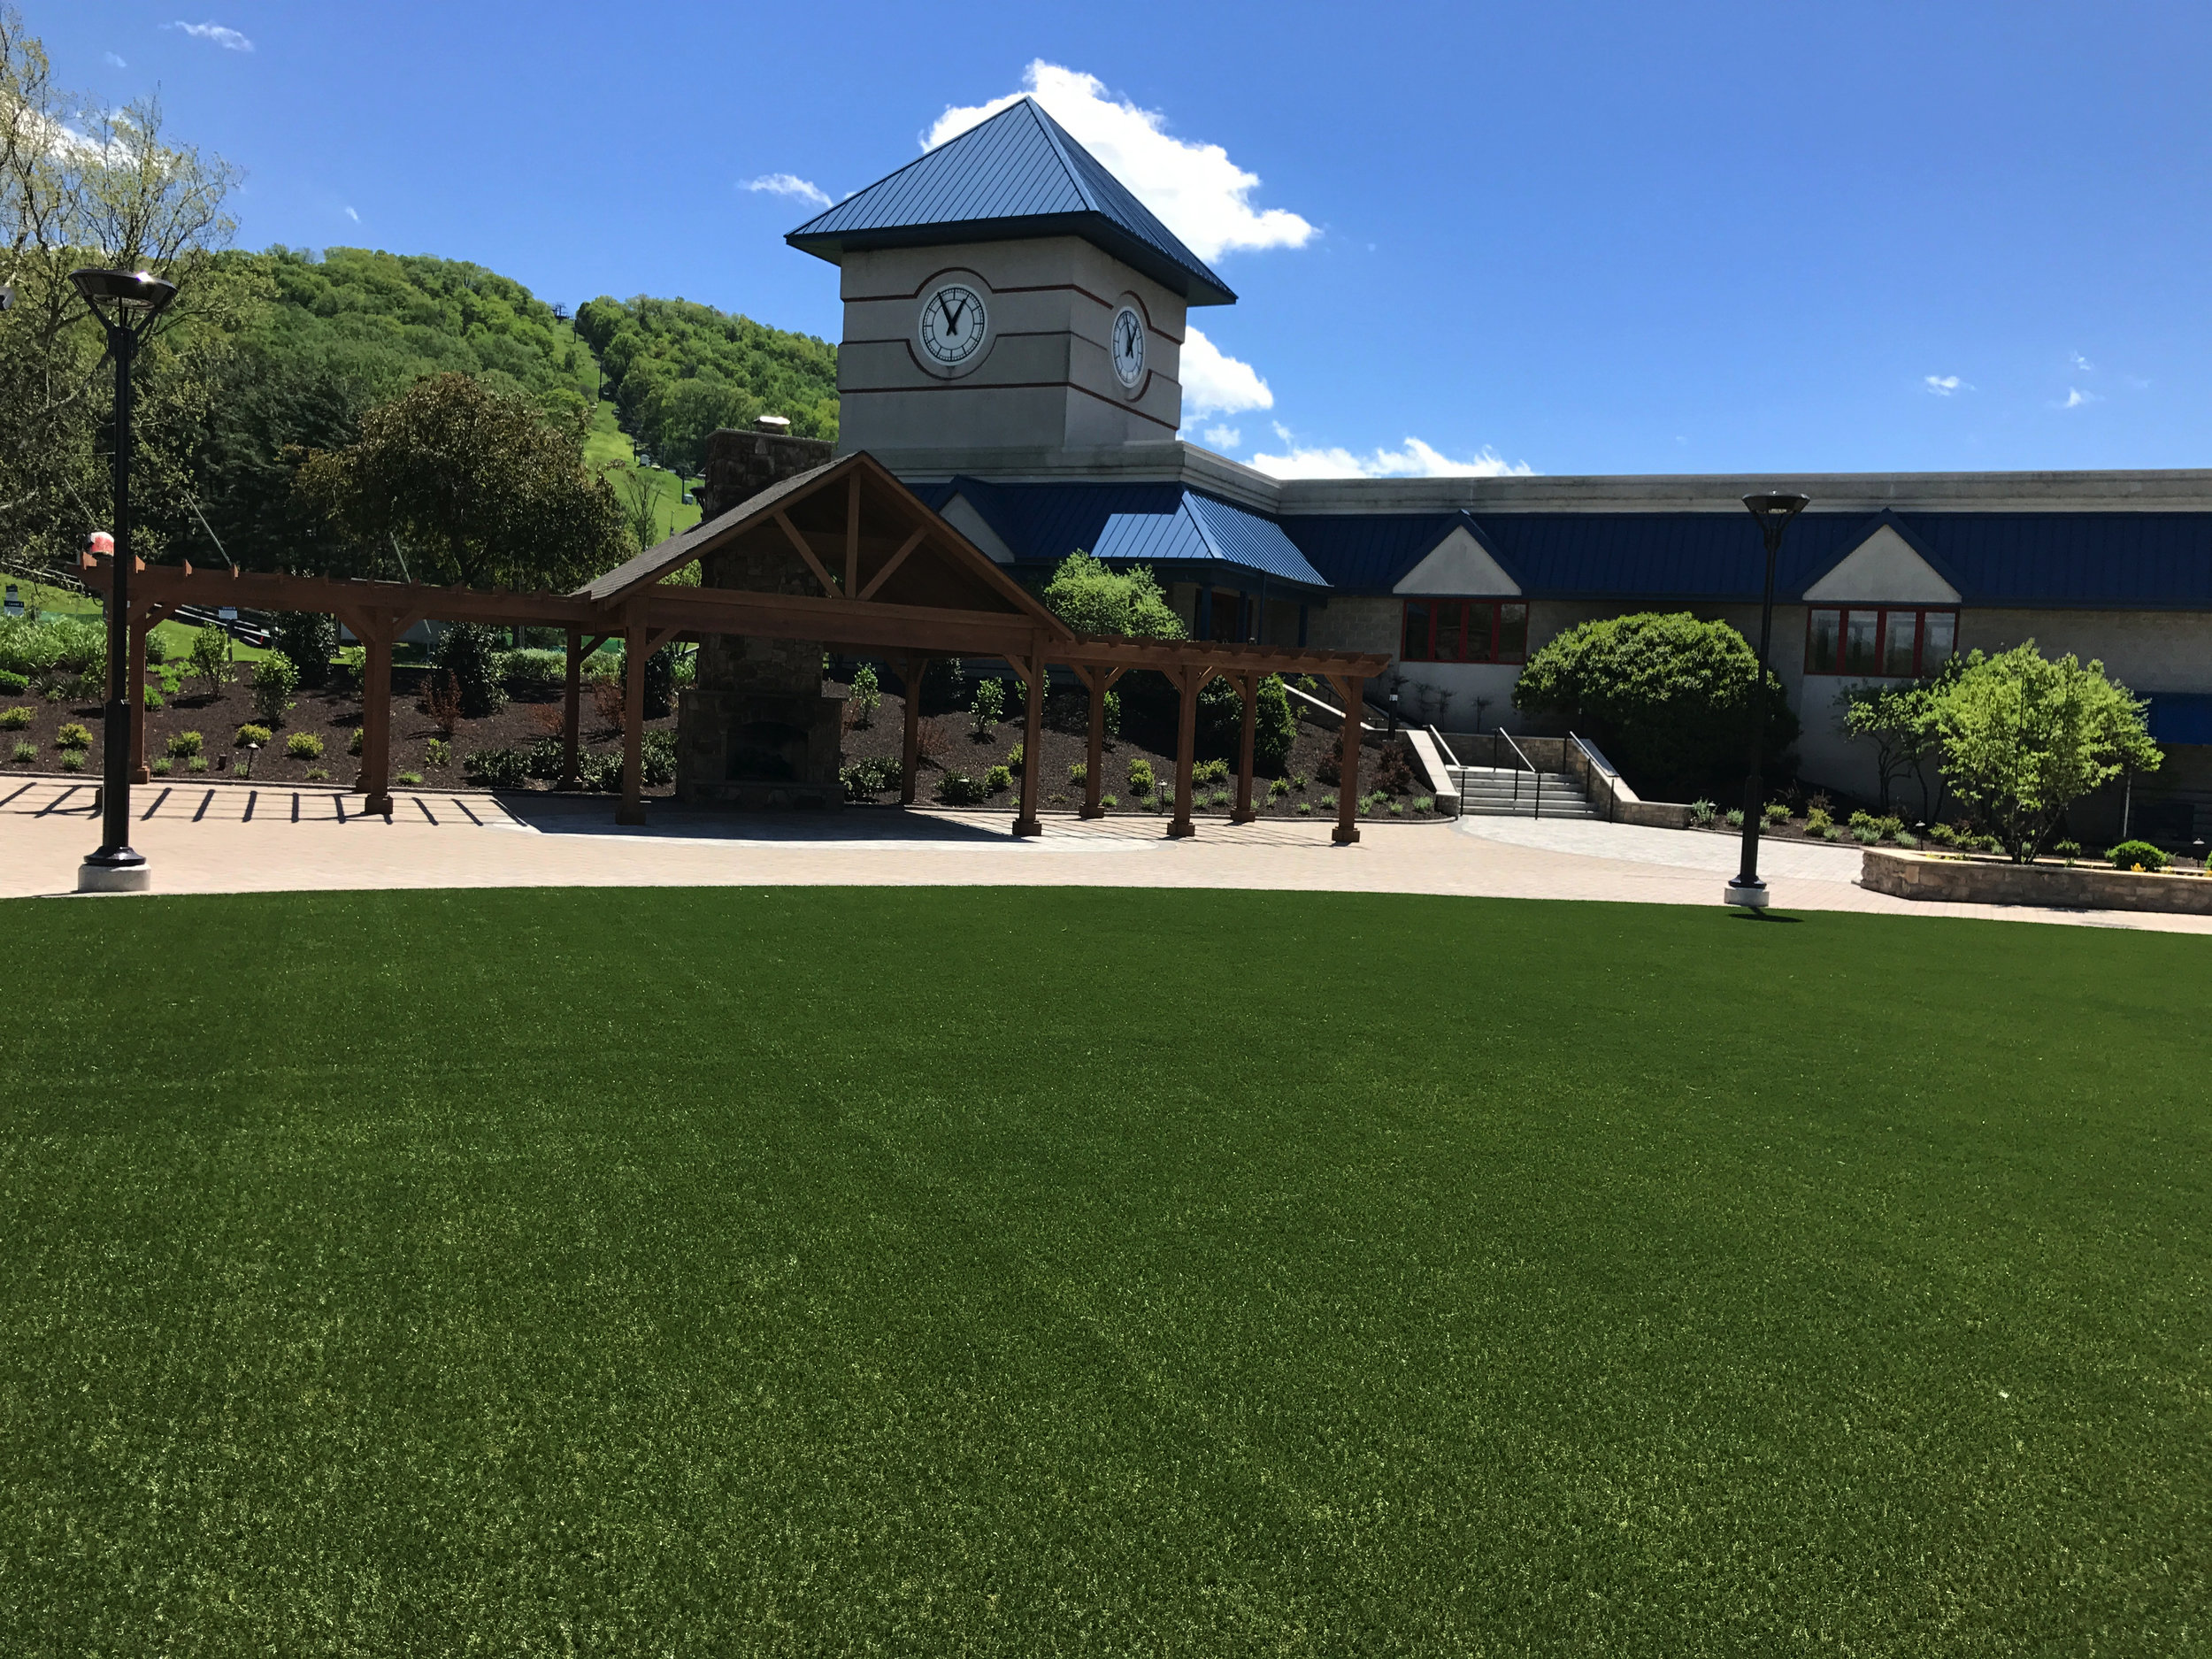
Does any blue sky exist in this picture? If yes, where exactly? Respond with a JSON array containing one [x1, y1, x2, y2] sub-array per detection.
[[34, 2, 2212, 479]]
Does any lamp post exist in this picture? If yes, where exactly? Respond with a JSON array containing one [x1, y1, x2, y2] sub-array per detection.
[[1724, 489, 1810, 909], [71, 267, 178, 894]]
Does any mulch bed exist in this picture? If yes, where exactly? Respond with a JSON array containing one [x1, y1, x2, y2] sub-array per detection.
[[1, 666, 677, 796], [834, 683, 1448, 821]]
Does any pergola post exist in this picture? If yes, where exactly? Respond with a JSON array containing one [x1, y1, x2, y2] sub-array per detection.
[[898, 654, 927, 805], [1079, 664, 1123, 819], [617, 613, 647, 826], [1013, 651, 1044, 837], [1333, 674, 1363, 846], [1232, 673, 1258, 825], [561, 626, 583, 790], [127, 604, 156, 784], [1169, 666, 1203, 839], [357, 619, 394, 818]]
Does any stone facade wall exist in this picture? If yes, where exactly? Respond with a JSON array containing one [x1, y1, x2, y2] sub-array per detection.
[[697, 427, 835, 520], [1861, 846, 2212, 913]]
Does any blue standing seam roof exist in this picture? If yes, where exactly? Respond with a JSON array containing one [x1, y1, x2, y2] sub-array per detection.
[[2147, 694, 2212, 746], [934, 479, 1328, 588], [787, 99, 1234, 307]]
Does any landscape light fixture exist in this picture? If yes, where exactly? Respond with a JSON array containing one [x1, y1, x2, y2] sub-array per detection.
[[1724, 489, 1811, 910], [69, 266, 178, 894]]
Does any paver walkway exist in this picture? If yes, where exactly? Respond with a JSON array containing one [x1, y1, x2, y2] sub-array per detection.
[[2, 775, 2206, 935]]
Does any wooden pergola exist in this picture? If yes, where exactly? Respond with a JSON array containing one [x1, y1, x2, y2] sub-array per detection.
[[81, 453, 1394, 841]]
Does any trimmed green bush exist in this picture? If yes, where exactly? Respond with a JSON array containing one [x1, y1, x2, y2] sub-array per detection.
[[2054, 840, 2082, 861], [54, 722, 90, 750], [185, 756, 207, 773], [841, 755, 899, 800], [2107, 840, 2169, 872], [1100, 793, 1118, 808], [969, 678, 1004, 738], [986, 764, 1013, 794], [188, 626, 232, 697], [150, 756, 173, 775], [286, 732, 324, 760], [305, 766, 330, 782], [271, 612, 339, 689], [423, 737, 451, 769], [0, 705, 29, 730], [848, 664, 880, 728], [1126, 757, 1154, 796], [0, 670, 25, 695], [167, 731, 204, 758], [142, 683, 163, 711], [1005, 741, 1024, 775], [397, 771, 424, 786], [497, 649, 567, 689], [1724, 808, 1744, 828], [10, 740, 34, 764], [1690, 799, 1716, 826], [936, 770, 988, 806], [251, 654, 300, 727], [1764, 802, 1792, 824], [58, 749, 82, 772], [1069, 761, 1087, 785], [466, 747, 531, 790], [1192, 757, 1229, 786], [234, 724, 273, 748], [430, 623, 510, 718]]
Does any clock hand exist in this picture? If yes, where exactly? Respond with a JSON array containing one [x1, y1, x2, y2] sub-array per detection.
[[943, 298, 965, 334]]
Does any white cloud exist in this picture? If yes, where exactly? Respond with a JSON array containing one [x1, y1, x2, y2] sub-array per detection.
[[1179, 325, 1271, 419], [1924, 374, 1965, 396], [344, 206, 359, 222], [2070, 351, 2093, 372], [104, 51, 127, 67], [1201, 425, 1241, 449], [925, 62, 1315, 263], [2058, 387, 2101, 409], [743, 173, 831, 211], [170, 20, 253, 51], [1249, 425, 1533, 480]]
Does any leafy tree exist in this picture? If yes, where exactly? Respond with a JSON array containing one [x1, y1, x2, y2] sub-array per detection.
[[574, 294, 836, 444], [638, 376, 760, 477], [1512, 612, 1796, 802], [847, 663, 879, 728], [1040, 551, 1185, 639], [271, 610, 337, 688], [1932, 642, 2159, 863], [250, 652, 298, 727], [187, 621, 230, 697], [1198, 672, 1295, 773], [969, 677, 1004, 738], [1834, 657, 1968, 822], [429, 622, 507, 719], [294, 373, 633, 589]]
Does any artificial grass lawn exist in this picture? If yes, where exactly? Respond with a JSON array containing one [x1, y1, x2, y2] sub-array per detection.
[[2, 889, 2204, 1655]]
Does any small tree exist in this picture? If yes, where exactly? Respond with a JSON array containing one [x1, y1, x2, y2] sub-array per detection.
[[429, 622, 507, 719], [1932, 643, 2160, 863], [1040, 551, 1185, 639], [847, 663, 880, 728], [250, 652, 298, 727], [188, 625, 231, 699], [1836, 661, 1962, 821], [1198, 672, 1296, 773], [271, 611, 338, 689], [969, 677, 1004, 739]]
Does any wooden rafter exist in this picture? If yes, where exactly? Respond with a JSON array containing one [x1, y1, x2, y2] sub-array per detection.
[[857, 526, 928, 603], [774, 509, 844, 600]]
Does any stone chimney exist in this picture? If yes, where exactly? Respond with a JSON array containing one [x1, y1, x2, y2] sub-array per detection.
[[695, 418, 833, 520]]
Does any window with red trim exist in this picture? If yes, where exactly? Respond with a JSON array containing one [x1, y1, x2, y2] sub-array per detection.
[[1804, 607, 1958, 676], [1401, 599, 1527, 664]]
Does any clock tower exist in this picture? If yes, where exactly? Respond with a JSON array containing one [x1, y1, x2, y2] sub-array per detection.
[[786, 98, 1236, 464]]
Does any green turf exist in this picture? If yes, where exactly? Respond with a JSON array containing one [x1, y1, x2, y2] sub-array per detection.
[[1, 888, 2204, 1654]]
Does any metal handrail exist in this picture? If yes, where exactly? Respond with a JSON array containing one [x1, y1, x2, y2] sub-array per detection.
[[1565, 731, 1619, 823], [1498, 728, 1539, 818]]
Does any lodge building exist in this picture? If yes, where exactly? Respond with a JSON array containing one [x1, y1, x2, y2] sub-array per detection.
[[711, 96, 2212, 838]]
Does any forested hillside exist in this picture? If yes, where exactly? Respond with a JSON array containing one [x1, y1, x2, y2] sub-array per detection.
[[575, 296, 839, 475]]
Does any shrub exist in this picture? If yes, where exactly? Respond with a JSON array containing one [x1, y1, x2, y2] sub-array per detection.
[[1103, 688, 1122, 738], [1320, 795, 1338, 811], [2053, 839, 2082, 861], [1724, 808, 1744, 827], [185, 755, 207, 773], [349, 727, 364, 756], [1192, 757, 1229, 786], [58, 749, 82, 772], [10, 740, 33, 763], [304, 767, 329, 782], [1126, 757, 1154, 795], [142, 682, 163, 711], [423, 737, 450, 769], [0, 705, 28, 731], [841, 755, 900, 800], [167, 731, 204, 758], [524, 737, 565, 780], [1390, 802, 1406, 817], [1412, 795, 1434, 813], [1069, 760, 1087, 785], [1807, 807, 1833, 834], [1689, 798, 1716, 826], [1196, 673, 1296, 773], [969, 677, 1004, 738], [1925, 822, 1958, 846], [1288, 772, 1309, 793], [150, 756, 172, 775], [397, 771, 424, 786], [2107, 839, 2170, 872], [936, 770, 988, 805], [848, 664, 880, 728], [1893, 830, 1920, 849], [0, 670, 25, 695], [251, 654, 300, 727], [1764, 802, 1792, 824], [286, 732, 324, 760], [333, 644, 366, 696], [498, 648, 567, 689], [271, 611, 339, 688], [428, 623, 510, 718], [1296, 801, 1312, 816], [54, 722, 90, 750], [234, 724, 273, 748], [640, 729, 677, 788], [188, 625, 232, 697], [985, 764, 1013, 794], [465, 747, 531, 789], [1818, 824, 1843, 841], [1005, 741, 1024, 775], [1266, 777, 1289, 798], [1851, 825, 1882, 844], [1513, 611, 1798, 800], [1039, 550, 1185, 640], [143, 631, 169, 665], [1100, 793, 1118, 808]]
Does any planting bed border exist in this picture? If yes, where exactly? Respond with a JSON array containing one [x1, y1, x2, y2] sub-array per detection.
[[1862, 846, 2212, 914]]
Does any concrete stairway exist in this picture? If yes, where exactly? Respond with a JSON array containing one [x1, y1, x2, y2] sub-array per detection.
[[1451, 764, 1603, 819]]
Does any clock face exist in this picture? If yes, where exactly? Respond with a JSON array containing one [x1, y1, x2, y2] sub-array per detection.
[[1110, 305, 1146, 388], [918, 284, 987, 368]]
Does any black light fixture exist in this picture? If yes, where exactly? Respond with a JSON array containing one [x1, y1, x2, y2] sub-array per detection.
[[70, 266, 178, 894], [1724, 488, 1811, 910]]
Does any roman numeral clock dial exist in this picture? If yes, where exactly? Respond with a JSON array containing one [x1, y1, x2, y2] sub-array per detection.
[[1110, 305, 1146, 390], [918, 284, 987, 371]]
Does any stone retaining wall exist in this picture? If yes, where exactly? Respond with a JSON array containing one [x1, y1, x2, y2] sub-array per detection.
[[1862, 847, 2212, 914]]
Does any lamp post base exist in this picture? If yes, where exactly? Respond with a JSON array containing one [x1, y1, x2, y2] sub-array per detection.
[[78, 856, 150, 894], [1722, 877, 1770, 909]]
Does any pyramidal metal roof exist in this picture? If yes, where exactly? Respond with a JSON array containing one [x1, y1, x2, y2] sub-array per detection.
[[787, 98, 1236, 308]]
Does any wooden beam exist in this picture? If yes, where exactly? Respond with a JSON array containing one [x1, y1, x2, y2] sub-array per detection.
[[617, 611, 647, 826], [356, 618, 395, 817], [845, 472, 861, 598], [1233, 672, 1258, 825], [561, 627, 584, 791], [1014, 651, 1044, 838], [899, 655, 928, 806], [1335, 674, 1363, 846], [1169, 666, 1201, 840], [775, 509, 843, 600], [857, 526, 928, 603]]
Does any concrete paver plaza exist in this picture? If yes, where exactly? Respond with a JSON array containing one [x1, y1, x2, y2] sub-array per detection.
[[2, 775, 2206, 934]]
